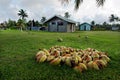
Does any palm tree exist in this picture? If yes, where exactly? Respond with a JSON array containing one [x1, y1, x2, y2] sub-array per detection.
[[41, 17, 46, 23], [109, 14, 120, 30], [61, 0, 105, 10], [102, 21, 107, 28], [91, 21, 95, 26], [91, 21, 95, 30], [17, 19, 26, 31], [109, 14, 115, 23], [64, 12, 70, 18], [115, 17, 120, 22], [7, 19, 16, 29], [18, 9, 28, 20], [18, 9, 28, 31], [109, 14, 120, 23]]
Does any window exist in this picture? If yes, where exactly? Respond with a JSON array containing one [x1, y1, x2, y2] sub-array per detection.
[[51, 22, 56, 25], [58, 21, 63, 26]]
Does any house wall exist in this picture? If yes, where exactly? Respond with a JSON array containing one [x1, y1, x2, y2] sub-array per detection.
[[27, 26, 41, 31], [112, 27, 119, 30], [67, 23, 76, 32], [47, 17, 67, 32], [80, 24, 91, 31]]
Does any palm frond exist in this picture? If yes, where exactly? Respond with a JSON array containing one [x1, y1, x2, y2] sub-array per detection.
[[96, 0, 105, 7], [18, 9, 28, 19], [75, 0, 83, 10], [60, 0, 69, 4], [61, 0, 105, 10]]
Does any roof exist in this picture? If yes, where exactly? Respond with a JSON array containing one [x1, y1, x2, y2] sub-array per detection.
[[112, 26, 119, 27], [44, 15, 76, 24], [80, 22, 91, 26]]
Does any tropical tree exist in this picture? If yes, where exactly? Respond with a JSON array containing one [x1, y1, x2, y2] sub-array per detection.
[[91, 21, 95, 30], [64, 12, 70, 18], [61, 0, 106, 10], [17, 9, 28, 31], [18, 9, 28, 20], [27, 20, 33, 27], [109, 14, 120, 25], [109, 14, 116, 23], [17, 19, 26, 31], [0, 23, 2, 29], [102, 21, 107, 29], [103, 22, 107, 26], [109, 14, 120, 30], [35, 21, 41, 27], [115, 17, 120, 22], [41, 17, 46, 23], [0, 22, 7, 30], [103, 22, 111, 30], [27, 20, 33, 30], [91, 21, 95, 26], [7, 19, 16, 29]]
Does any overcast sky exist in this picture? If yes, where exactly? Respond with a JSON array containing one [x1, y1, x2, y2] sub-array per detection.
[[0, 0, 120, 24]]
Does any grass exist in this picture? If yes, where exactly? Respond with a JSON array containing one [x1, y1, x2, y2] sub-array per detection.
[[0, 30, 120, 80]]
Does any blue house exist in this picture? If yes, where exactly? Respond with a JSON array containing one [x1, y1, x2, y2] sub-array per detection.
[[111, 26, 119, 31], [79, 23, 91, 31], [27, 26, 41, 31]]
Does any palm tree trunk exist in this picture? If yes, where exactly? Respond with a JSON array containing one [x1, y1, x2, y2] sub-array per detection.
[[22, 17, 24, 20], [20, 27, 23, 31]]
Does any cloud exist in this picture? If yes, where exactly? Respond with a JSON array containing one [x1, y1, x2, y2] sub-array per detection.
[[0, 0, 20, 22], [0, 0, 120, 24], [69, 0, 120, 23]]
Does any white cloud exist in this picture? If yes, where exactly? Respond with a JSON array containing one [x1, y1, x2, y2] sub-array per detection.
[[0, 0, 120, 24]]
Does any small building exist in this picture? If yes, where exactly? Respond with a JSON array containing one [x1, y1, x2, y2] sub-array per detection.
[[44, 15, 76, 32], [27, 26, 41, 31], [111, 26, 119, 31], [79, 23, 91, 31]]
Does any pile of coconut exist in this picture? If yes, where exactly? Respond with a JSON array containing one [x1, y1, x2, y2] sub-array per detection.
[[35, 46, 110, 72]]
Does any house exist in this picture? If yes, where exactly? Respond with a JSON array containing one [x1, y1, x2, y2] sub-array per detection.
[[44, 15, 76, 32], [79, 23, 92, 31], [111, 26, 119, 31], [27, 26, 41, 31]]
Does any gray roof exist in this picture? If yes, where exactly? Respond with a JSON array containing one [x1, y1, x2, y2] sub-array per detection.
[[44, 15, 76, 24], [80, 22, 91, 26]]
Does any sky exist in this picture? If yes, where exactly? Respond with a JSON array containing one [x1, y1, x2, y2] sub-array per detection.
[[0, 0, 120, 24]]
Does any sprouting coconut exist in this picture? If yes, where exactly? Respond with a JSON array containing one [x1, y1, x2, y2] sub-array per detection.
[[57, 37, 63, 42]]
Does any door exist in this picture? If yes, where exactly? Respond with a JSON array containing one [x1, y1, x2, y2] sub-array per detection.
[[49, 22, 57, 32], [57, 21, 65, 32], [84, 25, 86, 30], [70, 24, 72, 32]]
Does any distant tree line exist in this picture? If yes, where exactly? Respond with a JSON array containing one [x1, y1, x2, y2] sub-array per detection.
[[76, 14, 120, 31], [0, 9, 46, 31], [90, 14, 120, 31], [0, 9, 120, 31], [0, 19, 45, 30]]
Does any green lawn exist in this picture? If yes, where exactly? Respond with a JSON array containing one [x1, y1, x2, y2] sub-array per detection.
[[0, 30, 120, 80]]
